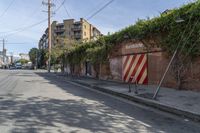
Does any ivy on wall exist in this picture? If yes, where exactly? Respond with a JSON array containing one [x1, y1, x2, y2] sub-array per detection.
[[58, 1, 200, 66]]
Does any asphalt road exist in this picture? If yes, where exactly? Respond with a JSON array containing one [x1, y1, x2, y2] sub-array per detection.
[[0, 69, 200, 133]]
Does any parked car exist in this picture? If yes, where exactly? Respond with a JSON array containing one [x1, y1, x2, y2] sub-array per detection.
[[15, 63, 22, 69], [9, 65, 15, 69]]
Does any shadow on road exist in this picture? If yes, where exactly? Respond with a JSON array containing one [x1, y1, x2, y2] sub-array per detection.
[[0, 72, 198, 133]]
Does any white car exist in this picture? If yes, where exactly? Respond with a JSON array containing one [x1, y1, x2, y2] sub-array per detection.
[[15, 63, 22, 69]]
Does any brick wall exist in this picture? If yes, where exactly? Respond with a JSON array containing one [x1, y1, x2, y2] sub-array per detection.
[[69, 40, 200, 91]]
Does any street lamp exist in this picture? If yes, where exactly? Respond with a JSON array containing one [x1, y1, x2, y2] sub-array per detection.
[[175, 17, 185, 23], [153, 18, 185, 100]]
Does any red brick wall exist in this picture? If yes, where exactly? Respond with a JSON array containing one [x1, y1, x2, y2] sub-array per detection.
[[148, 53, 200, 90], [109, 57, 122, 81], [147, 52, 177, 87], [72, 40, 200, 91]]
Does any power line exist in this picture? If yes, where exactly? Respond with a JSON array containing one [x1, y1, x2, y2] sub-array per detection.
[[42, 0, 54, 72], [63, 2, 71, 18], [54, 0, 66, 12], [0, 4, 44, 34], [0, 0, 15, 18], [84, 0, 106, 19], [0, 18, 48, 35], [54, 0, 71, 18], [2, 18, 48, 38], [0, 0, 68, 38], [86, 0, 115, 20], [6, 42, 38, 44], [23, 3, 43, 23]]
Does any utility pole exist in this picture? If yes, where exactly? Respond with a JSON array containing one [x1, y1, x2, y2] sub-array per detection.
[[42, 0, 54, 72], [2, 39, 5, 63], [153, 18, 185, 100], [0, 39, 6, 68], [48, 0, 51, 73]]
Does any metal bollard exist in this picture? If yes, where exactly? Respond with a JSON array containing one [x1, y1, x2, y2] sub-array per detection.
[[134, 79, 138, 94], [128, 76, 134, 93], [128, 76, 138, 94], [128, 81, 131, 93]]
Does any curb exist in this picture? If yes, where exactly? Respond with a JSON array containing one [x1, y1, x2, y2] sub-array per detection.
[[72, 80, 200, 122]]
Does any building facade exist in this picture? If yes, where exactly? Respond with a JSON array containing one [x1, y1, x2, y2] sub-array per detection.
[[0, 50, 10, 68], [19, 53, 30, 61], [39, 18, 102, 50]]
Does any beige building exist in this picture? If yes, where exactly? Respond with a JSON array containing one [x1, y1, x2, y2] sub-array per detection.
[[39, 18, 102, 49], [19, 53, 30, 61]]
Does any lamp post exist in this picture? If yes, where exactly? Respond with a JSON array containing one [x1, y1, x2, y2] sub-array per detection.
[[153, 18, 185, 100]]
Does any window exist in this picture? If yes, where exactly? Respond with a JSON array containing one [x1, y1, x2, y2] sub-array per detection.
[[84, 32, 86, 36], [84, 25, 86, 29]]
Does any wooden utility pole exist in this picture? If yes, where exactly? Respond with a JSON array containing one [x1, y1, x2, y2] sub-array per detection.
[[48, 0, 52, 72], [2, 39, 5, 63], [43, 0, 54, 72]]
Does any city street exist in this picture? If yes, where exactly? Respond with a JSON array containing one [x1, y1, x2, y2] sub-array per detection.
[[0, 70, 199, 133]]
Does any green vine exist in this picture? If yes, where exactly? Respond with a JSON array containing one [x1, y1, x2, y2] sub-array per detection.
[[56, 1, 200, 66]]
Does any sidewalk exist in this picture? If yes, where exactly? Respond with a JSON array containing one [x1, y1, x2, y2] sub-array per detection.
[[55, 73, 200, 122]]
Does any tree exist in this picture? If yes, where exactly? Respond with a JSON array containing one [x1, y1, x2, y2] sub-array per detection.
[[51, 37, 76, 71], [29, 48, 38, 66], [38, 49, 47, 68], [16, 59, 29, 65]]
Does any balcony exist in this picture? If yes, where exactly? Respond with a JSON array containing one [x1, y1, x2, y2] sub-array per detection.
[[54, 28, 65, 33], [74, 33, 82, 39], [73, 26, 82, 31]]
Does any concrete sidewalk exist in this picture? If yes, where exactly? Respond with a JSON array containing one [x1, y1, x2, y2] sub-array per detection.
[[55, 73, 200, 122]]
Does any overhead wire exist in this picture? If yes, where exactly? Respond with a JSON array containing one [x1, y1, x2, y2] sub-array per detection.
[[2, 18, 48, 38], [0, 0, 15, 18], [54, 0, 66, 12], [86, 0, 115, 20], [23, 3, 43, 24], [62, 2, 71, 18], [54, 0, 71, 18], [6, 42, 38, 44], [1, 0, 65, 38], [84, 0, 106, 19], [0, 3, 43, 34]]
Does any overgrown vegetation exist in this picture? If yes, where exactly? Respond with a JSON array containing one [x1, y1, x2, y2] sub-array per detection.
[[65, 1, 200, 66], [15, 59, 29, 65], [39, 1, 200, 87]]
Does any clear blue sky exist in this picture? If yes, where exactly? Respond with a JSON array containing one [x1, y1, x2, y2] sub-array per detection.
[[0, 0, 192, 56]]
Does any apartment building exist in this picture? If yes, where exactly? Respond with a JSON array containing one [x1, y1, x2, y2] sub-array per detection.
[[39, 18, 102, 49]]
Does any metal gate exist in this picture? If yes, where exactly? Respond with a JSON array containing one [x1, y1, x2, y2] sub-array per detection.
[[122, 54, 148, 84]]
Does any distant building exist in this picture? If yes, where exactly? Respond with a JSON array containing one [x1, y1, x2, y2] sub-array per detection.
[[0, 50, 10, 67], [19, 53, 30, 61], [38, 18, 102, 50]]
